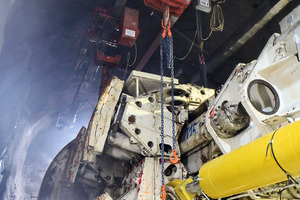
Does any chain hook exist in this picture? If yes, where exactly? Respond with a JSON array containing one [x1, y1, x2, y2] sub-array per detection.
[[170, 149, 179, 164], [161, 20, 167, 39], [167, 21, 172, 38], [161, 20, 172, 38], [160, 185, 167, 200]]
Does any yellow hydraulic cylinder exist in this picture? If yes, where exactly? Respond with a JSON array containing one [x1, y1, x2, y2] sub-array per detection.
[[167, 178, 196, 200], [199, 121, 300, 199]]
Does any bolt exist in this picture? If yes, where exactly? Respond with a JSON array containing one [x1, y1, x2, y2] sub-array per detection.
[[128, 115, 136, 124]]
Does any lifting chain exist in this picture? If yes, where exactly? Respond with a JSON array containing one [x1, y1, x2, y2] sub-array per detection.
[[196, 9, 208, 87], [168, 35, 178, 165], [160, 6, 178, 200], [160, 30, 166, 200]]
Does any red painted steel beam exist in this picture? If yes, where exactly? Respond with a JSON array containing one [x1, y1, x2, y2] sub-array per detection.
[[135, 16, 178, 71]]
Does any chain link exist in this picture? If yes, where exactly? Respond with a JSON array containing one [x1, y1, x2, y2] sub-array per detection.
[[160, 32, 177, 187], [167, 36, 176, 151], [160, 35, 165, 186], [196, 10, 202, 43]]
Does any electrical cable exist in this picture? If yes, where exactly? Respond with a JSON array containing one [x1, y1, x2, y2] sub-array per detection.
[[202, 30, 213, 41], [129, 43, 137, 66], [197, 0, 225, 42], [278, 189, 287, 200], [266, 130, 299, 185], [122, 53, 130, 80], [175, 30, 198, 60], [200, 190, 211, 200], [210, 0, 225, 32], [122, 43, 138, 80]]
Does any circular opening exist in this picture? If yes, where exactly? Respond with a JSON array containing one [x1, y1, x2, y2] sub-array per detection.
[[135, 101, 142, 107], [159, 144, 172, 154], [173, 89, 183, 96], [247, 80, 280, 115], [200, 90, 206, 95], [168, 89, 186, 96], [167, 106, 180, 114], [135, 128, 141, 135], [148, 96, 154, 102], [147, 141, 153, 148], [164, 164, 177, 176], [174, 100, 183, 106]]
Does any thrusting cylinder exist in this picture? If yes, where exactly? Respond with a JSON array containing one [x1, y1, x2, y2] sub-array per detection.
[[199, 120, 300, 198], [169, 120, 300, 199]]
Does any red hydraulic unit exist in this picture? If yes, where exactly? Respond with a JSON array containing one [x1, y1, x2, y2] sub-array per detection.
[[118, 7, 140, 47]]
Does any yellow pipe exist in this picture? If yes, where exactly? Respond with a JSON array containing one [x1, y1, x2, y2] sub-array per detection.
[[199, 121, 300, 199]]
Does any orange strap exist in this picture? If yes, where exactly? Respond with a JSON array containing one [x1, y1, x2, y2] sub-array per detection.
[[161, 20, 172, 38], [170, 149, 179, 164], [160, 185, 167, 200]]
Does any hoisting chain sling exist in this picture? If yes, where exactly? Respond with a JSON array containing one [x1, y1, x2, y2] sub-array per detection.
[[160, 10, 178, 200]]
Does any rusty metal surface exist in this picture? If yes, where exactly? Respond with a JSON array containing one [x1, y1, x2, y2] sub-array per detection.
[[38, 132, 85, 200], [39, 125, 124, 200], [118, 157, 187, 200], [64, 127, 86, 184], [82, 76, 124, 163]]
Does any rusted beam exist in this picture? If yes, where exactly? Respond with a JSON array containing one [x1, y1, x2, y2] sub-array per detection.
[[135, 31, 162, 71], [135, 16, 178, 71]]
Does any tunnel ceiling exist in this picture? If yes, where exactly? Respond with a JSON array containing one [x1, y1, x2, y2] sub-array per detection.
[[1, 0, 299, 90]]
